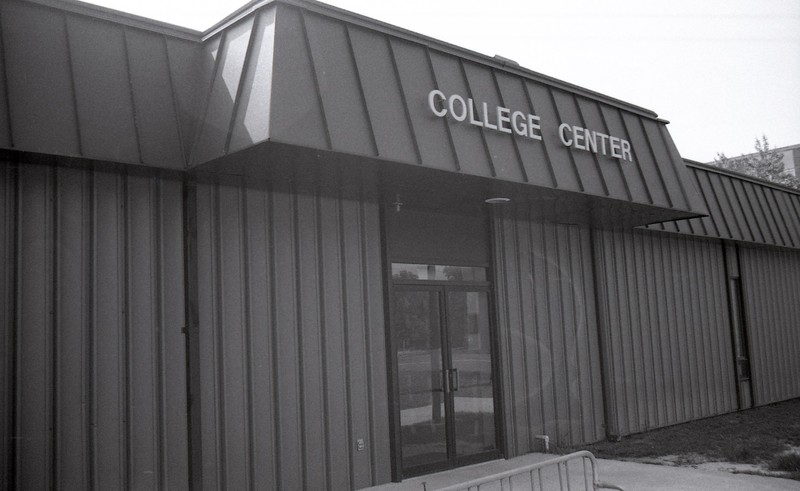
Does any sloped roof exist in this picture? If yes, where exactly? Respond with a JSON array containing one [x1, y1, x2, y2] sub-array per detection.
[[646, 161, 800, 250], [0, 0, 707, 223]]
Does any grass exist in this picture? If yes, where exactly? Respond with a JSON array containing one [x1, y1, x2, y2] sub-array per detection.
[[565, 398, 800, 480]]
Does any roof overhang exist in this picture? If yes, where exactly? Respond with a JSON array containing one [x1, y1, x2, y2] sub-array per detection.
[[0, 0, 709, 225]]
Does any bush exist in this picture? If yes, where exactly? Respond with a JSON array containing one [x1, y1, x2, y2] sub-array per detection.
[[768, 451, 800, 473]]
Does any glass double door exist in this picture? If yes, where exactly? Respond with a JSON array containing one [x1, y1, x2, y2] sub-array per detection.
[[392, 285, 499, 476]]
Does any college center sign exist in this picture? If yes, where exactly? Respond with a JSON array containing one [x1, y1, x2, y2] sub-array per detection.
[[427, 89, 633, 162]]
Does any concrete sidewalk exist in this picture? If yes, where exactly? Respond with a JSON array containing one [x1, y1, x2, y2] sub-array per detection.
[[596, 457, 799, 490], [363, 453, 800, 490]]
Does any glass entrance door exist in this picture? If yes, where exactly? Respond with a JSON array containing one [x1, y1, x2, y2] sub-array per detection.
[[392, 278, 499, 476]]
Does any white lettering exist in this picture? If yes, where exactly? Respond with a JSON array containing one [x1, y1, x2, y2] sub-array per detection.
[[559, 123, 573, 146], [598, 133, 609, 154], [497, 107, 512, 134], [558, 122, 631, 162], [449, 95, 467, 122], [573, 126, 586, 150], [426, 88, 542, 141], [512, 111, 528, 136], [585, 129, 597, 153], [610, 136, 622, 158], [468, 99, 483, 127], [528, 115, 542, 140], [621, 140, 632, 162], [428, 90, 446, 117], [482, 102, 498, 130]]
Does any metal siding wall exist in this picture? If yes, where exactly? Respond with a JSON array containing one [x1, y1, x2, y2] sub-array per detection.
[[229, 8, 277, 153], [493, 208, 605, 453], [191, 17, 255, 164], [195, 174, 390, 490], [0, 1, 81, 156], [739, 246, 800, 406], [0, 161, 188, 490], [649, 164, 800, 250], [594, 228, 737, 436], [266, 4, 706, 218], [0, 163, 12, 488], [0, 0, 195, 169]]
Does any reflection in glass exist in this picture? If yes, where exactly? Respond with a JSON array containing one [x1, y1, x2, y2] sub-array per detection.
[[392, 263, 486, 282], [393, 290, 448, 469], [447, 291, 496, 457]]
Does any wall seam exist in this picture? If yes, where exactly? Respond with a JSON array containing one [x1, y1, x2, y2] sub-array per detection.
[[344, 25, 379, 157], [238, 182, 254, 491], [182, 178, 201, 489], [50, 165, 59, 489], [152, 177, 165, 489], [121, 27, 144, 164], [224, 15, 261, 157], [62, 14, 84, 156], [298, 10, 332, 150], [588, 228, 615, 440], [0, 12, 15, 148], [161, 37, 189, 168]]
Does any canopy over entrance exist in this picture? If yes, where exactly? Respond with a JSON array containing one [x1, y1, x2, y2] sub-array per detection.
[[0, 0, 708, 225]]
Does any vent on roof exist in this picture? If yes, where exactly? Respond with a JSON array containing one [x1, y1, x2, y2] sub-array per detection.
[[493, 54, 519, 66]]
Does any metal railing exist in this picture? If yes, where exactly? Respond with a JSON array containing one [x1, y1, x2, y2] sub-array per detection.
[[426, 451, 624, 491]]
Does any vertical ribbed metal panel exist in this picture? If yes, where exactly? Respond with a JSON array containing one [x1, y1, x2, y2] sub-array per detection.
[[195, 172, 389, 490], [165, 36, 204, 162], [125, 28, 185, 166], [264, 3, 706, 219], [0, 162, 13, 488], [650, 163, 800, 250], [191, 17, 255, 164], [0, 0, 196, 168], [493, 208, 605, 452], [269, 6, 330, 151], [0, 1, 81, 156], [739, 246, 800, 406], [229, 8, 277, 153], [593, 228, 737, 436], [0, 18, 12, 149], [66, 14, 140, 162], [1, 160, 188, 490]]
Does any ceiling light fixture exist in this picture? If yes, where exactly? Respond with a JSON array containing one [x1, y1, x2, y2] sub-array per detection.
[[484, 197, 511, 204]]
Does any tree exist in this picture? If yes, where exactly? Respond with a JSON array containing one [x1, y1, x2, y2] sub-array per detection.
[[714, 136, 800, 190]]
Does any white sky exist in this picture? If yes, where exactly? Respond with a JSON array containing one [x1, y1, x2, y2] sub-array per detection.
[[83, 0, 800, 162]]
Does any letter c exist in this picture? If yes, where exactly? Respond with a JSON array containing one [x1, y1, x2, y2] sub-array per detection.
[[559, 123, 573, 146], [428, 89, 447, 117]]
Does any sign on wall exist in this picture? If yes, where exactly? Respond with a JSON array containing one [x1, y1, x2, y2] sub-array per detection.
[[427, 89, 633, 162]]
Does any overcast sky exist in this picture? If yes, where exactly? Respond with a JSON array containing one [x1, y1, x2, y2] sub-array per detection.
[[84, 0, 800, 162]]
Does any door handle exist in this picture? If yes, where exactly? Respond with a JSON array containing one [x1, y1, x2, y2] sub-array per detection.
[[450, 369, 459, 391], [441, 369, 451, 393]]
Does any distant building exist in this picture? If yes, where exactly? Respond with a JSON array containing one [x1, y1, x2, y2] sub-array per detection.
[[775, 144, 800, 175], [711, 143, 800, 176]]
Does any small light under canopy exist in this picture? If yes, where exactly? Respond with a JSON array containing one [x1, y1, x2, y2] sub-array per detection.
[[484, 197, 511, 204]]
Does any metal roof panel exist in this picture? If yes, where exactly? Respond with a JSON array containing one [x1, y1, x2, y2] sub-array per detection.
[[645, 163, 800, 250]]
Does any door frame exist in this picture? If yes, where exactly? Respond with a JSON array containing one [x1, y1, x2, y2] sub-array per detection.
[[387, 275, 504, 478]]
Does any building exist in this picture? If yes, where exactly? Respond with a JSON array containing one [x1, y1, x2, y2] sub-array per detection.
[[778, 144, 800, 175], [1, 0, 799, 489], [711, 142, 800, 177]]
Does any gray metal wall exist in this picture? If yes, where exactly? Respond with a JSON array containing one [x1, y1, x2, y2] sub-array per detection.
[[593, 228, 737, 437], [0, 0, 201, 168], [261, 3, 707, 219], [492, 208, 605, 452], [648, 162, 800, 249], [0, 160, 188, 489], [739, 245, 800, 406], [193, 172, 390, 490]]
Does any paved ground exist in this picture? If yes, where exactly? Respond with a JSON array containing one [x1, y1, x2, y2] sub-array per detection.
[[363, 453, 800, 490], [597, 457, 799, 490]]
